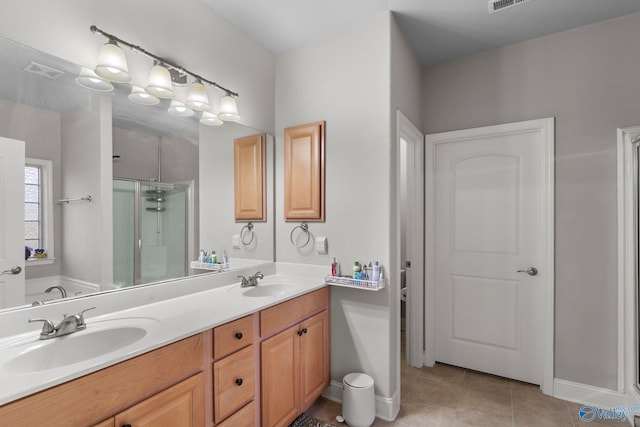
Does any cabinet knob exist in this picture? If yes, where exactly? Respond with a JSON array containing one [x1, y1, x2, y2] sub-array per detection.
[[235, 332, 243, 340], [297, 330, 303, 336], [122, 424, 132, 427], [235, 378, 243, 386], [302, 328, 308, 334]]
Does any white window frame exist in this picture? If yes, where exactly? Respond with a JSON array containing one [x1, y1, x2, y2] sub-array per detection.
[[25, 157, 55, 266]]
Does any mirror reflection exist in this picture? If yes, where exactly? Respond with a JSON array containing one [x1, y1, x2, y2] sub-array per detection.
[[0, 36, 274, 312]]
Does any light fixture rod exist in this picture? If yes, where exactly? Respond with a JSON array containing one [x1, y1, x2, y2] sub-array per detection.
[[90, 25, 239, 98]]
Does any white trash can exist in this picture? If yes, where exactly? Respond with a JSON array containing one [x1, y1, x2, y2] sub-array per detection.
[[342, 373, 375, 427]]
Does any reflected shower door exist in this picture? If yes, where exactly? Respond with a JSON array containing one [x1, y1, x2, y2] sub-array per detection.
[[113, 180, 135, 287], [140, 183, 187, 285]]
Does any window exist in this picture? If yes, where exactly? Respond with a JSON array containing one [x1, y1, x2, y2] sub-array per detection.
[[25, 158, 54, 264]]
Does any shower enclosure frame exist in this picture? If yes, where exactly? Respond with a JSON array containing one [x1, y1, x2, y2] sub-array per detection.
[[115, 178, 191, 287]]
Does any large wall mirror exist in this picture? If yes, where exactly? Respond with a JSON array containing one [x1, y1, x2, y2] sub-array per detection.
[[0, 35, 274, 312]]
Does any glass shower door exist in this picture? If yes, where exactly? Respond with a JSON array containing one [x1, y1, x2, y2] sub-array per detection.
[[113, 180, 135, 287], [139, 183, 187, 285]]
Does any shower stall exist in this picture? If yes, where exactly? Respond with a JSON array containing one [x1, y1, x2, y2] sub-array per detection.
[[113, 179, 189, 288]]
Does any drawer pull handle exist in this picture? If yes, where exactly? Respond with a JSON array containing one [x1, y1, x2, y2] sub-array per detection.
[[235, 378, 243, 386], [122, 424, 132, 427], [235, 332, 243, 340]]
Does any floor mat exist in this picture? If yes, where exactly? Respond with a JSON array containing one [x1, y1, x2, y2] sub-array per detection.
[[289, 413, 337, 427]]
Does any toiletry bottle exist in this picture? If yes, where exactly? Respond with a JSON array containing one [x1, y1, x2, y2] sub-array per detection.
[[211, 251, 217, 264], [331, 258, 338, 277], [372, 261, 380, 281], [198, 249, 205, 263], [353, 261, 361, 279]]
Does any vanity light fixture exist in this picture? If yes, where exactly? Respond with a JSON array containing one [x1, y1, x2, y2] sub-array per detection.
[[168, 100, 195, 117], [94, 40, 130, 83], [75, 67, 114, 92], [218, 93, 240, 122], [200, 111, 223, 126], [78, 25, 241, 124], [145, 63, 175, 99], [128, 85, 160, 105], [186, 79, 210, 111]]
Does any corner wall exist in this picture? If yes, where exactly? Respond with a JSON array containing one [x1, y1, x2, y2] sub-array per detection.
[[422, 11, 640, 390]]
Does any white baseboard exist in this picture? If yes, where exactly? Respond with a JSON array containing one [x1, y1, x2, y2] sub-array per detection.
[[322, 380, 400, 422], [554, 378, 630, 409]]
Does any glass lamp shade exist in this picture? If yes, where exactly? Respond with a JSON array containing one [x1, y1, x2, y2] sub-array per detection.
[[128, 86, 160, 105], [185, 80, 210, 111], [75, 67, 114, 92], [94, 42, 130, 83], [218, 95, 240, 122], [145, 64, 174, 99], [200, 111, 223, 126], [167, 100, 194, 117]]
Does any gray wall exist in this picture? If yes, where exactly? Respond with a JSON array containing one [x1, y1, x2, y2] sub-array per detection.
[[422, 11, 640, 390]]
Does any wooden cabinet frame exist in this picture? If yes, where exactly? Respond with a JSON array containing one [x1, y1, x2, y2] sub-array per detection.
[[284, 121, 325, 221]]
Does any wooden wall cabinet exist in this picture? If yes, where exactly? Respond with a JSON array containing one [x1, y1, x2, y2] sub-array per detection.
[[234, 133, 266, 221], [260, 288, 330, 427], [284, 121, 325, 221]]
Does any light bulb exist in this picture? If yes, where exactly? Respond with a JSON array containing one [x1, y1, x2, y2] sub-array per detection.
[[94, 41, 130, 83], [186, 80, 210, 111], [200, 111, 223, 126], [75, 67, 114, 92], [145, 64, 174, 99], [168, 100, 194, 117], [218, 95, 240, 122], [128, 86, 160, 105]]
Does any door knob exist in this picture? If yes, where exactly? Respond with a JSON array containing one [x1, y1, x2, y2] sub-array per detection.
[[517, 267, 538, 276], [1, 266, 22, 275]]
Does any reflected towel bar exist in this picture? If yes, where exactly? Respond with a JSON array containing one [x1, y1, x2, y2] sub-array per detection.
[[58, 196, 92, 204]]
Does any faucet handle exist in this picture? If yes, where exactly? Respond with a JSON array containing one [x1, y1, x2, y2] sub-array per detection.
[[237, 275, 249, 286], [29, 318, 55, 335], [76, 307, 96, 326]]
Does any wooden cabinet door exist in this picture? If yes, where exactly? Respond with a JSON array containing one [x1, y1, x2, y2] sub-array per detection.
[[234, 133, 266, 221], [261, 324, 301, 427], [299, 311, 330, 409], [114, 373, 204, 427], [92, 419, 115, 427], [284, 121, 325, 221]]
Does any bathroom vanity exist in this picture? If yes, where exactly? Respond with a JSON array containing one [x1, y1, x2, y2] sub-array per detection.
[[0, 276, 329, 427]]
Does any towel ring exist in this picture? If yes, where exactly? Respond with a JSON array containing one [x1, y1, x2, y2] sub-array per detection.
[[240, 222, 255, 246], [290, 222, 311, 248]]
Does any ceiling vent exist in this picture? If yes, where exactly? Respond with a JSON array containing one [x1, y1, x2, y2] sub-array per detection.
[[488, 0, 532, 14], [23, 61, 64, 79]]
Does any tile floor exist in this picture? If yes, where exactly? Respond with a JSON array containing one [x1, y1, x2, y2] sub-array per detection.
[[307, 335, 625, 426]]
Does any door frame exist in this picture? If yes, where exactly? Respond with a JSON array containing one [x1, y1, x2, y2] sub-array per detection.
[[424, 118, 555, 395], [397, 111, 425, 367]]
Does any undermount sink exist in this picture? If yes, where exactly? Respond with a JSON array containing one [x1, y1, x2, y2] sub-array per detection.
[[227, 281, 300, 297], [0, 317, 159, 374], [242, 283, 299, 297]]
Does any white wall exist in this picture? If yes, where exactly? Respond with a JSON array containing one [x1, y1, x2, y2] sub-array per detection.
[[199, 123, 274, 263], [422, 11, 640, 390], [0, 99, 62, 280], [276, 12, 395, 404], [0, 0, 275, 134], [60, 96, 112, 287]]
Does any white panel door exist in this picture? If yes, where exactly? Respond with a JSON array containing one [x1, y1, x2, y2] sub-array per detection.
[[433, 122, 548, 384], [0, 137, 26, 308]]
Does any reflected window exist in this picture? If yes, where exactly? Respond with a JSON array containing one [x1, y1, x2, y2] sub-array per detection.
[[24, 158, 53, 262]]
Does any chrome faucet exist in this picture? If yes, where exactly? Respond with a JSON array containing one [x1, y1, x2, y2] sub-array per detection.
[[45, 285, 67, 299], [29, 307, 95, 339], [238, 271, 263, 288]]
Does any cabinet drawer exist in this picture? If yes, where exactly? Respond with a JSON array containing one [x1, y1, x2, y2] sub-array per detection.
[[214, 314, 255, 360], [217, 400, 255, 427], [260, 287, 329, 337], [214, 345, 255, 423]]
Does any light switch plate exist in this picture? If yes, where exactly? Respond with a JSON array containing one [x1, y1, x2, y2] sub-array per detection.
[[315, 236, 328, 254], [232, 234, 241, 249]]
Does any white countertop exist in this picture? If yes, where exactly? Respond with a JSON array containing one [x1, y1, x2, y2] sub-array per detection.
[[0, 273, 327, 406]]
